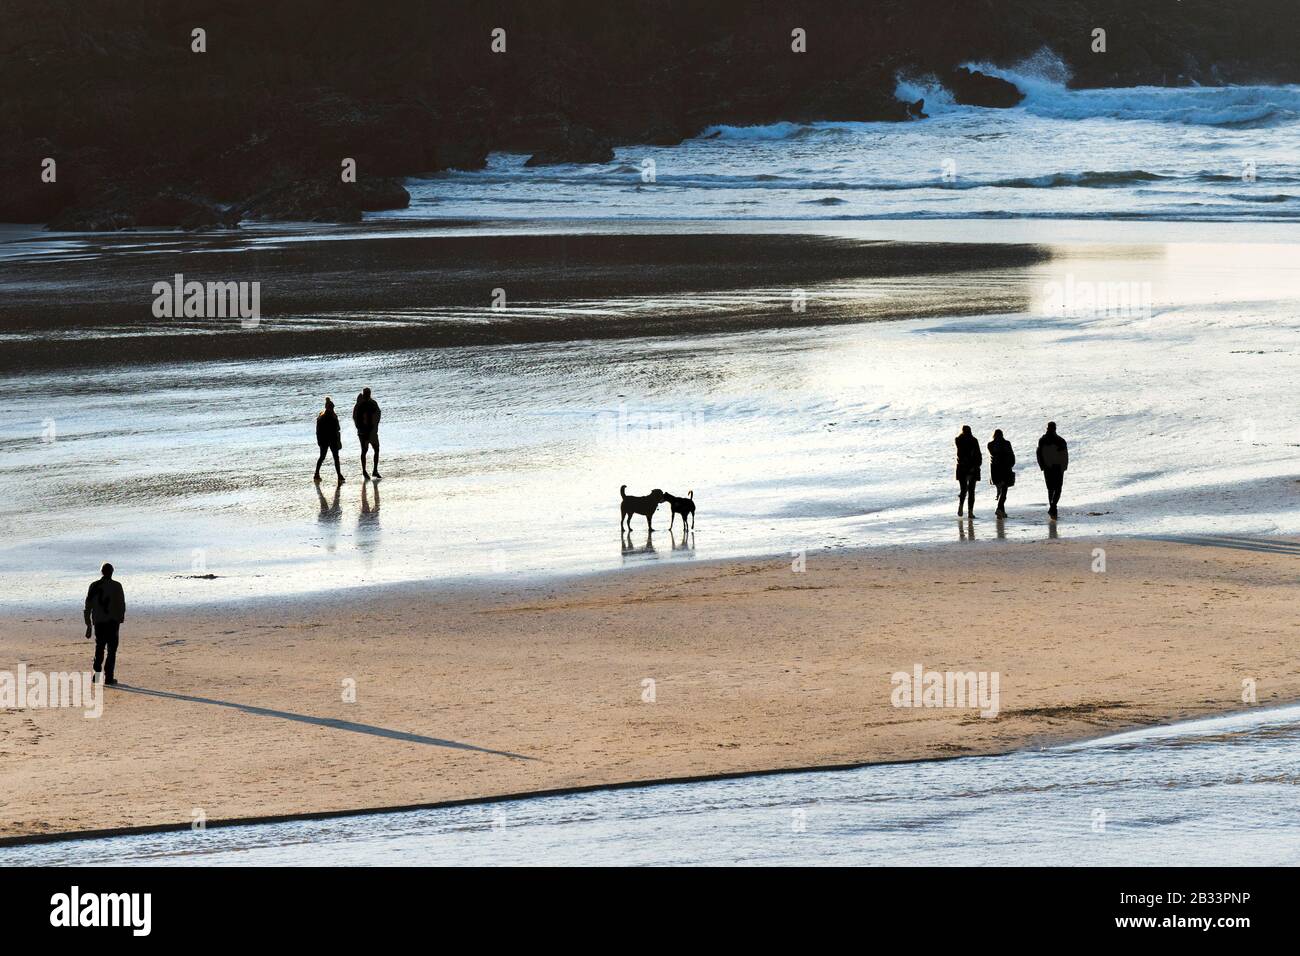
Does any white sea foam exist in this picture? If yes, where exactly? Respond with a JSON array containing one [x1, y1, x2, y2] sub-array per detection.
[[697, 121, 821, 141], [893, 72, 960, 115], [962, 49, 1300, 127]]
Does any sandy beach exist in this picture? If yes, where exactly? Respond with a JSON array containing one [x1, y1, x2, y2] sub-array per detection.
[[3, 534, 1297, 843], [11, 0, 1300, 909]]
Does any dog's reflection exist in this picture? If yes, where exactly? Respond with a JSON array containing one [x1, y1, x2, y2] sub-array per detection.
[[621, 528, 656, 557], [670, 527, 695, 553]]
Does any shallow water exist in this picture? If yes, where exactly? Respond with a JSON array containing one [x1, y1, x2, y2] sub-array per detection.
[[8, 704, 1299, 866], [1, 237, 1297, 609]]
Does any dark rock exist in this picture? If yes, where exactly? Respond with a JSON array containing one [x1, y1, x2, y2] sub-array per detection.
[[47, 185, 234, 231], [524, 125, 615, 166], [945, 67, 1025, 108], [0, 139, 77, 222], [430, 135, 490, 172], [47, 205, 136, 232], [238, 177, 410, 223], [136, 190, 233, 229], [0, 179, 75, 223], [351, 178, 413, 212]]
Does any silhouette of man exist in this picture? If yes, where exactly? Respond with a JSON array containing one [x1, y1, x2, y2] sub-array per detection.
[[1036, 421, 1069, 520], [954, 424, 982, 517], [84, 563, 125, 685], [352, 387, 382, 480]]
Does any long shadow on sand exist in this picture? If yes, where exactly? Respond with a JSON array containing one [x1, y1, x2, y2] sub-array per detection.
[[1143, 533, 1300, 557], [116, 685, 533, 761]]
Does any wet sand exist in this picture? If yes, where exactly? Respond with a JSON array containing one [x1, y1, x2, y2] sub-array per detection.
[[3, 535, 1298, 843], [4, 231, 1298, 609], [0, 228, 1044, 372]]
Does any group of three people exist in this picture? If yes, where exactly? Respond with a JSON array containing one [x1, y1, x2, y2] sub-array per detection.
[[956, 421, 1069, 519], [314, 387, 382, 483]]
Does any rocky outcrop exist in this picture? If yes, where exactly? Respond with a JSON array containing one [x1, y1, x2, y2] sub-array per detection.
[[47, 186, 235, 231], [945, 67, 1025, 107], [238, 179, 411, 223], [1, 0, 1296, 228], [524, 124, 614, 167]]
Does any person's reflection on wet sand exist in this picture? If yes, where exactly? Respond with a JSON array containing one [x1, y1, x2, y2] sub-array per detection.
[[621, 528, 655, 558], [317, 482, 342, 520], [958, 515, 975, 541], [361, 480, 380, 519], [995, 514, 1007, 540], [357, 481, 381, 552], [1047, 517, 1059, 540], [316, 482, 342, 551], [670, 527, 695, 553]]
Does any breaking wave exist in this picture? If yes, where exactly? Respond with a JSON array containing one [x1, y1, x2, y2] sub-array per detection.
[[909, 48, 1300, 128]]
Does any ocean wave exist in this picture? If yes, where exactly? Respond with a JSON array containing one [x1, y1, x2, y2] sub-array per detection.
[[1226, 193, 1298, 203], [1018, 85, 1300, 128], [894, 48, 1300, 128], [987, 170, 1169, 189], [893, 73, 959, 115], [426, 168, 1178, 192], [698, 121, 844, 141], [1195, 171, 1300, 184]]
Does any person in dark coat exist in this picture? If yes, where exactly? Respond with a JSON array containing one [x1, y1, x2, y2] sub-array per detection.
[[314, 396, 345, 483], [352, 387, 382, 480], [954, 424, 982, 517], [84, 563, 126, 685], [987, 429, 1016, 517], [1036, 421, 1069, 519]]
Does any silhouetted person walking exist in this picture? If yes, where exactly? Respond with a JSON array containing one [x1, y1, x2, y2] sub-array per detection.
[[314, 396, 345, 483], [1036, 421, 1069, 519], [987, 429, 1016, 517], [84, 563, 125, 685], [954, 424, 982, 516], [352, 387, 382, 480]]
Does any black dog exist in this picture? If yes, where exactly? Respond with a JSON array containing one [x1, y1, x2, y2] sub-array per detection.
[[620, 484, 665, 531], [663, 490, 695, 530]]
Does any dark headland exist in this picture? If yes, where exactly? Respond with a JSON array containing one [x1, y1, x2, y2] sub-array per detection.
[[3, 0, 1298, 229]]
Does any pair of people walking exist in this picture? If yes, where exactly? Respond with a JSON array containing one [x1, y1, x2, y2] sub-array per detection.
[[955, 421, 1069, 520], [314, 387, 383, 483]]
